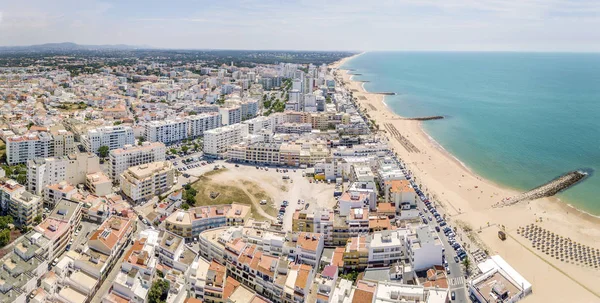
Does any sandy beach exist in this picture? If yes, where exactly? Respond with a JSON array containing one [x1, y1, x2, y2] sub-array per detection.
[[332, 54, 600, 302]]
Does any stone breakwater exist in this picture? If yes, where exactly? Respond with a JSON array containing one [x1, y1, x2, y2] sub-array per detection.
[[402, 116, 444, 121], [497, 170, 589, 207], [370, 92, 396, 95]]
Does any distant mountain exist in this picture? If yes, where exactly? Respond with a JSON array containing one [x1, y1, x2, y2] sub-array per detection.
[[0, 42, 151, 52]]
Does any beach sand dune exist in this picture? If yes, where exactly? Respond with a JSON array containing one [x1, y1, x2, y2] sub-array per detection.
[[331, 54, 600, 302]]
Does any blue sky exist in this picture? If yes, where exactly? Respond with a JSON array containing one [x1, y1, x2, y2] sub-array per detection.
[[1, 0, 599, 51]]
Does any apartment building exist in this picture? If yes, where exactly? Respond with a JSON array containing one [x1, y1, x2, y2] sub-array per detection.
[[315, 265, 338, 303], [242, 116, 275, 134], [385, 180, 418, 212], [108, 142, 166, 181], [187, 113, 222, 138], [86, 171, 113, 196], [164, 203, 250, 241], [27, 152, 100, 196], [43, 182, 77, 207], [292, 209, 334, 246], [406, 226, 444, 271], [189, 257, 211, 300], [219, 105, 242, 125], [368, 229, 410, 267], [338, 191, 372, 217], [51, 129, 75, 157], [203, 123, 249, 157], [75, 216, 134, 279], [282, 263, 314, 303], [0, 180, 44, 226], [291, 232, 324, 267], [120, 161, 175, 203], [145, 118, 190, 144], [275, 123, 312, 134], [343, 236, 369, 272], [82, 125, 135, 154], [157, 230, 197, 274], [5, 132, 54, 165], [240, 99, 259, 120]]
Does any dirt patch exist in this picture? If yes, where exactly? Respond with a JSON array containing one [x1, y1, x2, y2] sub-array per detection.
[[192, 175, 276, 220]]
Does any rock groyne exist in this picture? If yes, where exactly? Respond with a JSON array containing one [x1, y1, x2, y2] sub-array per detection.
[[498, 170, 589, 206], [402, 116, 444, 121], [371, 92, 396, 95]]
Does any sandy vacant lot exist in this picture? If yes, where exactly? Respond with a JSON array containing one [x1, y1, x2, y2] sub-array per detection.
[[186, 162, 336, 227]]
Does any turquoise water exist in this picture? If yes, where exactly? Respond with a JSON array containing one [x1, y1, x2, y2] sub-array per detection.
[[343, 52, 600, 215]]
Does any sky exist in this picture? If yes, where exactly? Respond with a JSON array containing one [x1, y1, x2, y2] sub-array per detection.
[[1, 0, 600, 51]]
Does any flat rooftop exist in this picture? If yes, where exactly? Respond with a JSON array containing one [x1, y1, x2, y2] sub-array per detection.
[[474, 272, 520, 303]]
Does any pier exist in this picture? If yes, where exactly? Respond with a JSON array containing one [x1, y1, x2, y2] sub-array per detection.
[[498, 170, 589, 206]]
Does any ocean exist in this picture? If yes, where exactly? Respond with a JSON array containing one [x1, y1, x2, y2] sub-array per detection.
[[342, 52, 600, 215]]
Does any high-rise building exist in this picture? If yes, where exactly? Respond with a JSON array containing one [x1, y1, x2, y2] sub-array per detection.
[[82, 126, 135, 154], [5, 132, 54, 165], [219, 106, 242, 126], [145, 118, 189, 144], [186, 113, 222, 138]]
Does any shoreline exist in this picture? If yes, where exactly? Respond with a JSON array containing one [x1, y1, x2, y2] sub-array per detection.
[[331, 53, 600, 302], [337, 53, 600, 222]]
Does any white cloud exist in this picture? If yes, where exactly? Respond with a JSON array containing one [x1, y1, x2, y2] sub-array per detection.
[[1, 0, 600, 51]]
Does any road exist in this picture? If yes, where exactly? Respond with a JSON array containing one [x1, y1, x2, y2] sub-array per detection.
[[413, 177, 469, 303]]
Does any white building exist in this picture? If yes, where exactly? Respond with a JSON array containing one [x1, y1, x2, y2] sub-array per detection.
[[219, 106, 242, 126], [469, 255, 532, 303], [292, 232, 324, 267], [406, 226, 444, 271], [240, 99, 259, 120], [368, 229, 409, 267], [27, 153, 100, 196], [82, 126, 135, 154], [108, 142, 166, 181], [5, 132, 54, 165], [145, 118, 189, 144], [120, 161, 176, 203], [243, 116, 275, 134], [187, 113, 222, 138], [203, 124, 249, 157]]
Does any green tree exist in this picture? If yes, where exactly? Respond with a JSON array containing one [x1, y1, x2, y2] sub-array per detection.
[[0, 216, 13, 229], [98, 146, 110, 158], [181, 146, 189, 154], [15, 173, 27, 185], [462, 255, 472, 276], [181, 203, 190, 210], [148, 279, 170, 303], [34, 215, 42, 224], [169, 148, 177, 155], [0, 229, 10, 247], [340, 271, 359, 282]]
